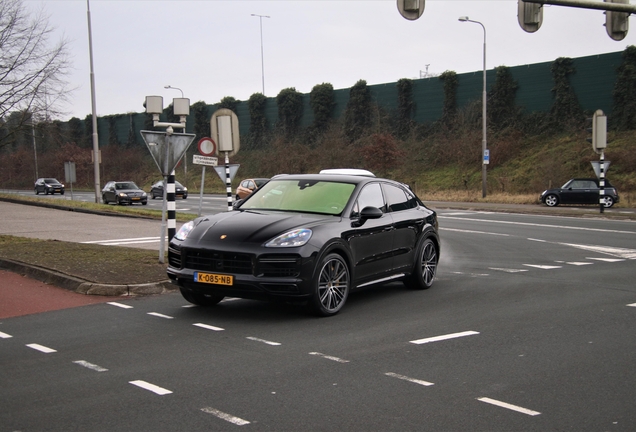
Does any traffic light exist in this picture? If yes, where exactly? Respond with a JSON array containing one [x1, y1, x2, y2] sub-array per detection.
[[517, 0, 543, 33], [605, 0, 629, 41], [586, 109, 607, 154], [397, 0, 425, 21]]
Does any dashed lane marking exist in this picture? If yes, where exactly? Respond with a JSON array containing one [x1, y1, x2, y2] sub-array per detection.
[[385, 372, 434, 386], [147, 312, 173, 319], [73, 360, 108, 372], [627, 303, 636, 307], [587, 257, 625, 262], [478, 397, 541, 416], [523, 264, 562, 269], [246, 336, 281, 346], [309, 352, 350, 363], [410, 331, 480, 345], [201, 407, 250, 426], [193, 323, 225, 331], [26, 343, 56, 353], [107, 302, 133, 309], [489, 268, 529, 273], [129, 380, 172, 395], [0, 331, 12, 339]]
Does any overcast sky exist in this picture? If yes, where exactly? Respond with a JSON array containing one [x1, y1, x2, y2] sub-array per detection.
[[25, 0, 636, 121]]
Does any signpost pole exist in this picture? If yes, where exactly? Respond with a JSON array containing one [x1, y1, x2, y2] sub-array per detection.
[[198, 166, 206, 217], [225, 152, 232, 212]]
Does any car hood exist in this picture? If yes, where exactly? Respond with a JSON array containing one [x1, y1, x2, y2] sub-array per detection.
[[186, 210, 335, 246], [117, 189, 145, 193]]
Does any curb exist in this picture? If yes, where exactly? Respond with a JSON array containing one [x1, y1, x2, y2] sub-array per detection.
[[0, 258, 176, 297]]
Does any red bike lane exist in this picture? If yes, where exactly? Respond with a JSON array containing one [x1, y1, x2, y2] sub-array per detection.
[[0, 270, 122, 319]]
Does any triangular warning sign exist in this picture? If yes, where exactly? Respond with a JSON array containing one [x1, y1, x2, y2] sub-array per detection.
[[141, 130, 196, 176], [213, 164, 241, 183]]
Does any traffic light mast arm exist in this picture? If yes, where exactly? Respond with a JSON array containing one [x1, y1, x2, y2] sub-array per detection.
[[523, 0, 636, 13]]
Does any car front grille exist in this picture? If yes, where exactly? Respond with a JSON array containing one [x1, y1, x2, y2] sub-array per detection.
[[183, 249, 253, 274]]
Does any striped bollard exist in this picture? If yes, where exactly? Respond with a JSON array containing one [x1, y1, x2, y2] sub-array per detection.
[[167, 171, 176, 240], [225, 152, 232, 211]]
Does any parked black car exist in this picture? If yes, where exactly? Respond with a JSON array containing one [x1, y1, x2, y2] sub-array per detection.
[[540, 178, 619, 208], [34, 178, 65, 195], [101, 181, 148, 205], [168, 172, 440, 316], [150, 180, 188, 199]]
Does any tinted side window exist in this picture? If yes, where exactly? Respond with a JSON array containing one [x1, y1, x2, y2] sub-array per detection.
[[384, 184, 416, 212], [352, 183, 385, 217]]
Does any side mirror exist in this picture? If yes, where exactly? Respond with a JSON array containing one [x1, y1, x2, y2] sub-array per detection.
[[352, 206, 383, 227]]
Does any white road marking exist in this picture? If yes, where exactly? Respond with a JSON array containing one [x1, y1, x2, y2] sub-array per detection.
[[309, 352, 350, 363], [129, 380, 172, 395], [489, 268, 529, 273], [27, 343, 56, 353], [246, 337, 281, 346], [441, 216, 636, 235], [147, 312, 173, 319], [385, 372, 434, 386], [82, 237, 161, 244], [566, 262, 594, 266], [201, 407, 250, 426], [410, 331, 479, 345], [523, 264, 562, 269], [560, 243, 636, 259], [0, 331, 12, 339], [627, 303, 636, 307], [442, 227, 510, 236], [193, 323, 224, 331], [73, 360, 108, 372], [478, 397, 541, 416], [587, 257, 625, 262], [108, 302, 133, 309]]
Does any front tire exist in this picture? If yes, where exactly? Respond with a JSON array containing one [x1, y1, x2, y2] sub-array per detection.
[[603, 196, 615, 208], [102, 195, 108, 204], [544, 194, 559, 207], [404, 237, 438, 290], [180, 288, 224, 306], [309, 253, 350, 317]]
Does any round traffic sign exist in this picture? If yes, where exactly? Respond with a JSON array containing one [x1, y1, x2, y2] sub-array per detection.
[[197, 137, 216, 156]]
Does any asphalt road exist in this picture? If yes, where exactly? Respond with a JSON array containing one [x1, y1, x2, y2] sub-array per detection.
[[1, 203, 636, 430]]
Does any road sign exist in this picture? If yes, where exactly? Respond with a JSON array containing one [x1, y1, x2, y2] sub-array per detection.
[[591, 161, 611, 178], [213, 164, 240, 183], [141, 130, 196, 176], [197, 137, 216, 156], [483, 149, 490, 165], [64, 161, 76, 183], [211, 108, 240, 156], [193, 155, 218, 166]]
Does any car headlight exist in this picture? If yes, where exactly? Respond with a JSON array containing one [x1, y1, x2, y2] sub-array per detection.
[[265, 229, 312, 248], [142, 192, 147, 197], [118, 192, 127, 197], [174, 221, 194, 241]]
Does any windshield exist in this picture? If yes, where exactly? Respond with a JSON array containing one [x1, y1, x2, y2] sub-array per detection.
[[116, 182, 139, 190], [240, 179, 356, 215]]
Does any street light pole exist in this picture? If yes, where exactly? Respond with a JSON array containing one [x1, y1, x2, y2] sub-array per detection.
[[87, 0, 101, 203], [251, 14, 270, 95], [459, 16, 488, 198]]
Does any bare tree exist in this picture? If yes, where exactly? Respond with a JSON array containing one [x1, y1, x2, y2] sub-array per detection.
[[0, 0, 71, 149]]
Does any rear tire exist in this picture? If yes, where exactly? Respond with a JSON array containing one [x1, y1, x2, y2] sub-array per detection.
[[180, 288, 224, 306], [604, 196, 615, 208], [404, 237, 438, 290]]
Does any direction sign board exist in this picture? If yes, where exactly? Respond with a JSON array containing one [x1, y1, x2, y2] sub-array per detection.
[[193, 155, 218, 166], [141, 130, 196, 176]]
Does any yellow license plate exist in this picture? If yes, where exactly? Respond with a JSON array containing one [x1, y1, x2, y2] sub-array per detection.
[[132, 197, 140, 200], [194, 272, 233, 286]]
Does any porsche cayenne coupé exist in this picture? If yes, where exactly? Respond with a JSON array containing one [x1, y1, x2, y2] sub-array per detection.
[[167, 172, 440, 316]]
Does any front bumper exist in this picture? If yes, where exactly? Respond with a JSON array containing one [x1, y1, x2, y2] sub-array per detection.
[[167, 243, 318, 301]]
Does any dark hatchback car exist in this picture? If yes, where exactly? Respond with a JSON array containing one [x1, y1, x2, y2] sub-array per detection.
[[101, 181, 148, 205], [168, 173, 440, 316], [540, 178, 619, 208], [150, 180, 188, 199], [34, 178, 65, 195]]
